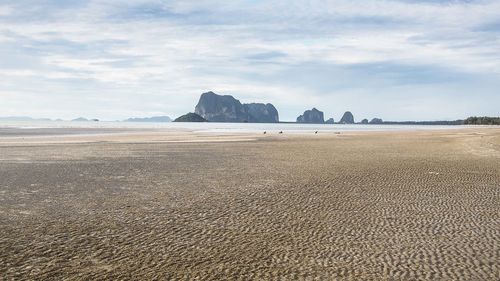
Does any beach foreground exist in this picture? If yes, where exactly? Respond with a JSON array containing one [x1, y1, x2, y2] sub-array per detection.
[[1, 128, 499, 280]]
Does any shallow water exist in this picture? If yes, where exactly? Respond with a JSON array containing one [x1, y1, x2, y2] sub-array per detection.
[[0, 120, 475, 134]]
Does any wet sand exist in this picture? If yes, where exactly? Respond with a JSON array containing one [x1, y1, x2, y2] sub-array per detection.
[[0, 128, 499, 280]]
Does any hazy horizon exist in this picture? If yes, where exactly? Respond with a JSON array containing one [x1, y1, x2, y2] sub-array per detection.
[[0, 110, 486, 123], [1, 1, 499, 121]]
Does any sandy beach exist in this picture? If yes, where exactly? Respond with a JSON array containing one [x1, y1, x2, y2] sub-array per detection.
[[0, 127, 499, 280]]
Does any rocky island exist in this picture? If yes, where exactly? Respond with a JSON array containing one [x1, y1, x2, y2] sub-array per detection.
[[369, 118, 383, 124], [340, 111, 355, 124], [173, 113, 207, 122], [296, 108, 325, 124], [194, 91, 279, 123]]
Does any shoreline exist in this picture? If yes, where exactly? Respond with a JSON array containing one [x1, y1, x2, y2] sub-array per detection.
[[0, 125, 499, 145]]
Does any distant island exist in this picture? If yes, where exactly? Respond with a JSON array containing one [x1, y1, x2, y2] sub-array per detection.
[[340, 112, 355, 124], [188, 91, 279, 123], [0, 116, 53, 121], [72, 117, 88, 122], [295, 109, 355, 124], [297, 108, 325, 124], [172, 92, 500, 125], [1, 94, 498, 126], [174, 113, 207, 122], [72, 117, 99, 122], [124, 116, 172, 122]]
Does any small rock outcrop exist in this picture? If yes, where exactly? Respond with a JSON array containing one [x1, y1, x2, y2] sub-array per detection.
[[361, 119, 369, 124], [325, 118, 335, 124], [194, 91, 279, 123], [369, 118, 383, 124], [297, 108, 325, 124], [340, 111, 355, 124], [174, 113, 207, 122]]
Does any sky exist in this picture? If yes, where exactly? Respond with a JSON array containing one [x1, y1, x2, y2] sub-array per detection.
[[0, 0, 499, 121]]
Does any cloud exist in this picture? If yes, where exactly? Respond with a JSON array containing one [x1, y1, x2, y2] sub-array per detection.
[[0, 5, 13, 16], [0, 0, 499, 120], [246, 51, 288, 61]]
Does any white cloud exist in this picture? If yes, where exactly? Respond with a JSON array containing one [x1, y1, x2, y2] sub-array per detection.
[[0, 0, 499, 120], [0, 5, 12, 16]]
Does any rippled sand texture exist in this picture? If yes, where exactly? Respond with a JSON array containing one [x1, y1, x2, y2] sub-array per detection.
[[1, 129, 499, 280]]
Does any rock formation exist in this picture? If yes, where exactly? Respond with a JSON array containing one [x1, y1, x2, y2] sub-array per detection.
[[361, 119, 369, 124], [296, 108, 325, 124], [340, 111, 355, 124], [369, 118, 383, 124], [194, 91, 279, 123], [174, 113, 207, 122], [194, 92, 246, 122], [243, 103, 279, 123], [325, 118, 335, 124]]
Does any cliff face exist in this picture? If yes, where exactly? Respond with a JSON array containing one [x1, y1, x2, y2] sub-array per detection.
[[195, 92, 247, 122], [194, 92, 279, 123], [369, 118, 383, 124], [340, 111, 355, 124], [297, 108, 325, 124], [243, 103, 279, 123]]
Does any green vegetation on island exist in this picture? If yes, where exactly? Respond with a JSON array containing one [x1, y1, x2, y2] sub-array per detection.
[[464, 116, 500, 125], [173, 113, 208, 122]]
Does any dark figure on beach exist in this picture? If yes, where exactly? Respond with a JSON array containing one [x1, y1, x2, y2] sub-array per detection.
[[279, 131, 283, 134]]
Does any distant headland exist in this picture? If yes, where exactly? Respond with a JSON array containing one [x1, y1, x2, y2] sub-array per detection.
[[124, 116, 172, 122]]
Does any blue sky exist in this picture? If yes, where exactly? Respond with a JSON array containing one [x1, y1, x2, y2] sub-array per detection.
[[0, 0, 499, 121]]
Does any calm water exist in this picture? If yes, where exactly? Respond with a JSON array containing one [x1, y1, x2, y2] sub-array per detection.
[[0, 120, 472, 134]]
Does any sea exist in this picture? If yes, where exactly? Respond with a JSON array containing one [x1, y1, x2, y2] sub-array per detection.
[[0, 120, 474, 134]]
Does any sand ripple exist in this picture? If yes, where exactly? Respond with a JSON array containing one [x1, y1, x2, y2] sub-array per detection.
[[1, 130, 499, 280]]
